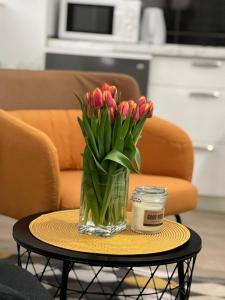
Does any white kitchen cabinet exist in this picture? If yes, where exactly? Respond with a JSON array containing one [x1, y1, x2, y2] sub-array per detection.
[[193, 144, 225, 197], [151, 85, 225, 145], [151, 56, 225, 88], [149, 56, 225, 197], [0, 0, 47, 69]]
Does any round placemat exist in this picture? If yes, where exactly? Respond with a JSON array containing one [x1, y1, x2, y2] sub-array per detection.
[[29, 210, 190, 255]]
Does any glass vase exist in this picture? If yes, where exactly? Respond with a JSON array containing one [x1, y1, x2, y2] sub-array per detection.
[[78, 168, 129, 237]]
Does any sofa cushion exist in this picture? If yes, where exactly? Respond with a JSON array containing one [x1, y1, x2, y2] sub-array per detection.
[[60, 171, 197, 216], [9, 110, 85, 170]]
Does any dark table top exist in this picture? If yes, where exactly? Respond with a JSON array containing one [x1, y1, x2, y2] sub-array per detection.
[[13, 212, 202, 267]]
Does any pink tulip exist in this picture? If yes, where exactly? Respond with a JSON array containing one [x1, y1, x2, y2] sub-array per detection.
[[118, 101, 129, 119], [84, 91, 91, 105], [135, 106, 140, 121], [110, 85, 119, 102], [109, 106, 116, 122], [139, 102, 147, 117], [128, 100, 137, 117], [102, 83, 119, 102], [101, 83, 111, 92], [139, 101, 154, 118], [138, 96, 147, 107], [103, 90, 116, 109], [147, 100, 154, 117], [92, 88, 103, 109], [83, 92, 91, 117]]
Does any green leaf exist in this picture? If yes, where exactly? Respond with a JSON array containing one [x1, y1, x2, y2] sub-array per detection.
[[121, 115, 131, 139], [132, 116, 147, 145], [88, 154, 103, 206], [77, 117, 86, 138], [104, 112, 112, 154], [113, 114, 126, 152], [85, 186, 100, 224], [78, 118, 107, 174], [124, 134, 135, 159], [112, 112, 121, 147], [86, 143, 107, 174], [134, 147, 141, 171], [98, 107, 107, 159], [103, 149, 139, 173], [90, 108, 98, 139], [75, 93, 86, 114], [82, 148, 100, 224], [82, 114, 100, 160], [123, 134, 141, 172]]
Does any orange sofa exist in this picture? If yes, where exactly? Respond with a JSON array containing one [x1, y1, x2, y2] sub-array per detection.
[[0, 70, 197, 220]]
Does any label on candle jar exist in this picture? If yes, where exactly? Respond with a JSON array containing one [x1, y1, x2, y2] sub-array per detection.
[[143, 209, 164, 226]]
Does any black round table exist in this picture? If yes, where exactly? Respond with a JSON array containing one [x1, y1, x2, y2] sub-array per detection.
[[13, 212, 202, 300]]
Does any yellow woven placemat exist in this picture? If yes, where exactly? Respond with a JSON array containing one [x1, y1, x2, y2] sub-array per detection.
[[29, 210, 190, 255]]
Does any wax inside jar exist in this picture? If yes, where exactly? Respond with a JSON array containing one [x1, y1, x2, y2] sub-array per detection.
[[131, 201, 164, 233]]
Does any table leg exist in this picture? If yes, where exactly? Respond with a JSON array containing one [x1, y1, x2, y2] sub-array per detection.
[[17, 244, 21, 267], [178, 261, 186, 300], [60, 261, 71, 300]]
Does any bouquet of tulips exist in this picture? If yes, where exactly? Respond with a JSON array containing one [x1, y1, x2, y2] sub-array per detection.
[[76, 83, 153, 234]]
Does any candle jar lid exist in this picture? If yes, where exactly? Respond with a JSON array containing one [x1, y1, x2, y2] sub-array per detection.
[[132, 186, 167, 204]]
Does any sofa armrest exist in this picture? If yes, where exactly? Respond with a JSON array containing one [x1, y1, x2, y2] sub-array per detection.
[[0, 110, 60, 219], [138, 116, 194, 181]]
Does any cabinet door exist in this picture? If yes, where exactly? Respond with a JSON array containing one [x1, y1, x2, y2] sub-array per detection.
[[0, 0, 46, 69], [149, 85, 225, 145], [150, 57, 225, 88], [193, 144, 225, 197]]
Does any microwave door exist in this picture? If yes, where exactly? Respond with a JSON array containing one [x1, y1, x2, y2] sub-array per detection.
[[59, 2, 115, 40], [67, 4, 114, 34]]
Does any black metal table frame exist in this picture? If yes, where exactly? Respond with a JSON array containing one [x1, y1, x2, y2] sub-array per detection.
[[13, 213, 202, 300]]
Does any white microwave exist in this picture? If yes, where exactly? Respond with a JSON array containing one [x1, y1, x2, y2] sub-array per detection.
[[58, 0, 141, 43]]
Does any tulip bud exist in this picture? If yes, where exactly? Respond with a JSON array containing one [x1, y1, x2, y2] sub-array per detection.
[[138, 96, 147, 107], [103, 90, 116, 109], [84, 91, 91, 105], [92, 88, 103, 109], [139, 103, 148, 118], [110, 85, 119, 102], [128, 100, 137, 118], [147, 100, 154, 118], [135, 106, 140, 121], [118, 101, 129, 119], [139, 101, 154, 118], [101, 83, 111, 92]]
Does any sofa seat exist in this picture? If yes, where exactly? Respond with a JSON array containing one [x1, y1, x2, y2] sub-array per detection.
[[60, 171, 197, 216]]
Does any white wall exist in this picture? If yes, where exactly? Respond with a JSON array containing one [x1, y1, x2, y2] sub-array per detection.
[[0, 0, 47, 69]]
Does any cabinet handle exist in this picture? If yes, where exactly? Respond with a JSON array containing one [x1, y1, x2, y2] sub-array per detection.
[[189, 91, 220, 99], [194, 144, 215, 152], [192, 60, 223, 68]]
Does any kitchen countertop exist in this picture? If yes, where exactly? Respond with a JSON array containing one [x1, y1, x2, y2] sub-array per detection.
[[47, 38, 225, 60]]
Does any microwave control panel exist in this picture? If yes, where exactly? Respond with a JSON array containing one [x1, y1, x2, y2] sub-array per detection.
[[114, 0, 141, 42]]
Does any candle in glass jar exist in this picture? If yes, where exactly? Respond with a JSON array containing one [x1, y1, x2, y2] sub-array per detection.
[[131, 186, 167, 234]]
